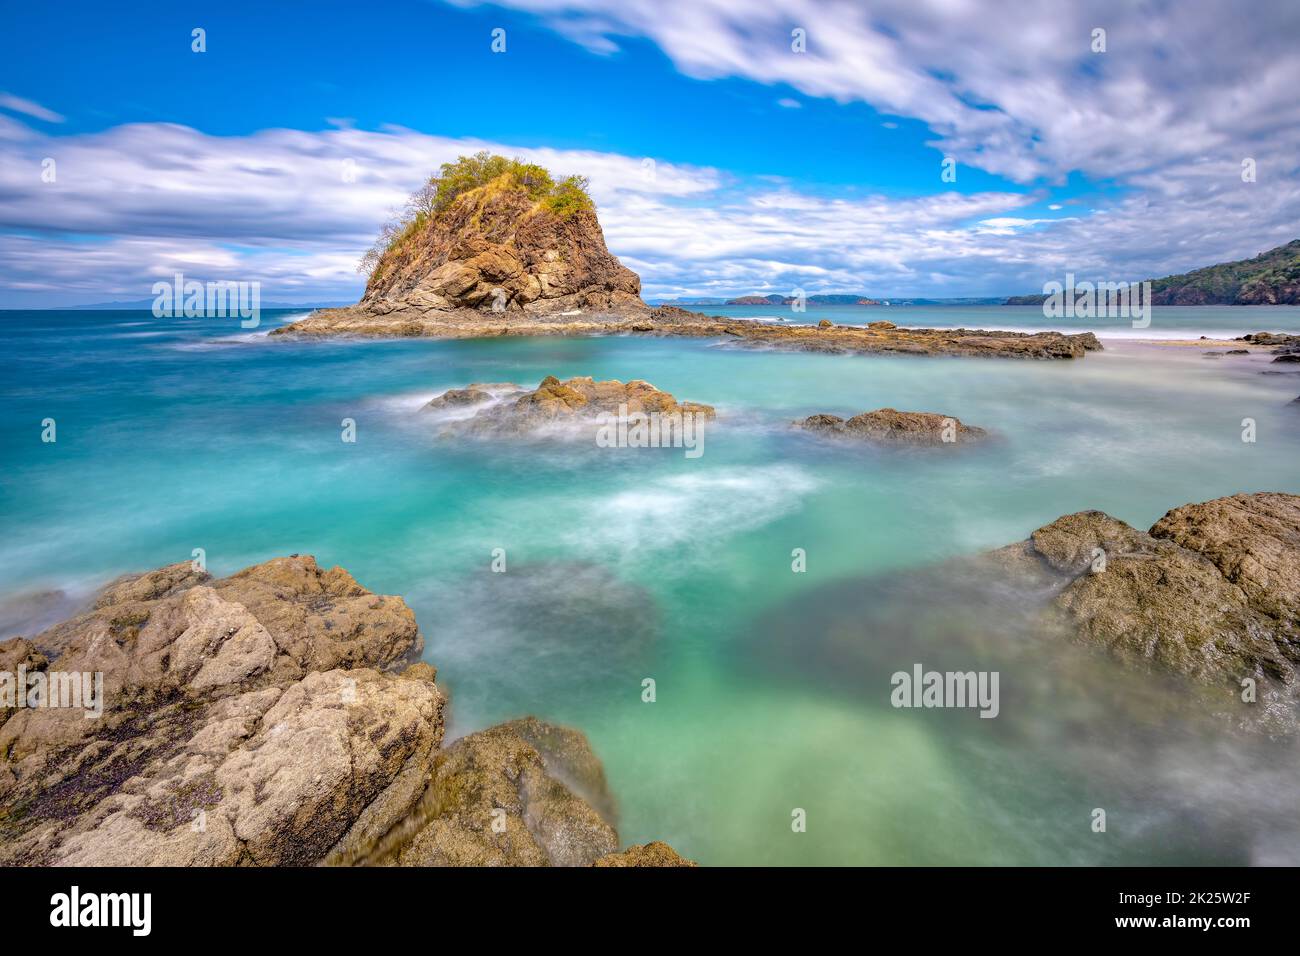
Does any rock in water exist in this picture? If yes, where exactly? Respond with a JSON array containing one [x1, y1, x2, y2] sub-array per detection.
[[1026, 494, 1300, 730], [796, 408, 987, 445], [356, 176, 642, 317], [438, 375, 715, 437], [0, 556, 693, 867], [343, 718, 618, 867]]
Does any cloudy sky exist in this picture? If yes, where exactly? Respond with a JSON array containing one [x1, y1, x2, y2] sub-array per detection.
[[1, 0, 1297, 307]]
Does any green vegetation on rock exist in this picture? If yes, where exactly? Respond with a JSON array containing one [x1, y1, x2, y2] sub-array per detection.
[[359, 152, 595, 276]]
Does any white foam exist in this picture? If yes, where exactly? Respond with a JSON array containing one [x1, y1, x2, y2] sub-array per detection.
[[559, 465, 821, 557], [165, 330, 272, 351]]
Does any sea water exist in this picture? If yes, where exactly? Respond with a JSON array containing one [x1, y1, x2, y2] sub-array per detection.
[[2, 306, 1299, 865]]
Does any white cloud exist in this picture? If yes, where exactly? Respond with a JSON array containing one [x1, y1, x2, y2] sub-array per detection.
[[0, 93, 64, 124], [0, 108, 1296, 304], [463, 0, 1300, 188]]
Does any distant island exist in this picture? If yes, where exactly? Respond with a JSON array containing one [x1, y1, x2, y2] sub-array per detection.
[[51, 298, 353, 311], [726, 294, 883, 306], [653, 295, 1009, 307], [1005, 238, 1300, 306]]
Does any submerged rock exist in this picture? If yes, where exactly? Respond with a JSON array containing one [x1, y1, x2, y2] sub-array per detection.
[[422, 382, 527, 414], [438, 375, 715, 437], [0, 557, 692, 867], [796, 408, 987, 445]]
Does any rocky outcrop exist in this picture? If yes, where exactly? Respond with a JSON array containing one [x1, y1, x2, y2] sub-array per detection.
[[1236, 332, 1300, 347], [273, 305, 1102, 360], [348, 177, 641, 318], [429, 375, 715, 437], [797, 408, 987, 445], [1019, 494, 1300, 725], [0, 557, 693, 867], [335, 718, 618, 867], [423, 382, 525, 413], [751, 492, 1300, 736]]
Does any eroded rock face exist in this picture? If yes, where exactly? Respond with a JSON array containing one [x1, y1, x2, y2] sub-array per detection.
[[797, 408, 987, 445], [359, 182, 643, 316], [434, 375, 715, 437], [0, 557, 694, 867]]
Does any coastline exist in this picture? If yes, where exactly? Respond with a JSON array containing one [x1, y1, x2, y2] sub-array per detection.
[[271, 305, 1104, 359]]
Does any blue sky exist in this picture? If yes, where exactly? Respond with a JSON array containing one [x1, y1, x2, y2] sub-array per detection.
[[1, 0, 1296, 306]]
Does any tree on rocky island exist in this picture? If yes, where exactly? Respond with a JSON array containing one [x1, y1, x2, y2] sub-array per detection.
[[358, 152, 594, 277]]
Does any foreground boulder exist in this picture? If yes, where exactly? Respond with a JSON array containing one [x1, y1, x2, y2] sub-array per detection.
[[332, 717, 618, 867], [0, 557, 693, 866], [1029, 494, 1300, 688], [988, 493, 1300, 732], [431, 375, 715, 437], [797, 408, 987, 445]]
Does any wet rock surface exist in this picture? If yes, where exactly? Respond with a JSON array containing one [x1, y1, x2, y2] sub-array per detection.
[[431, 375, 715, 438], [0, 557, 692, 867], [274, 304, 1103, 360], [796, 408, 988, 445], [357, 176, 642, 316], [753, 492, 1300, 737]]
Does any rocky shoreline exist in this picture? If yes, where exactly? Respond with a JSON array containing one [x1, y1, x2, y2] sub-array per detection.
[[0, 556, 692, 867], [4, 492, 1297, 866], [270, 161, 1098, 360], [271, 305, 1103, 359]]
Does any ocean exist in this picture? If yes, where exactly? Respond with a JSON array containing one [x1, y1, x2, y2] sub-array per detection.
[[3, 305, 1299, 864]]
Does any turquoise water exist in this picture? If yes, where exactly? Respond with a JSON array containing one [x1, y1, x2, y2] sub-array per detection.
[[3, 306, 1299, 865], [682, 302, 1300, 340]]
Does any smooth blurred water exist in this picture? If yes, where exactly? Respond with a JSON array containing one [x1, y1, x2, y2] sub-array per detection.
[[686, 302, 1300, 340], [2, 306, 1299, 865]]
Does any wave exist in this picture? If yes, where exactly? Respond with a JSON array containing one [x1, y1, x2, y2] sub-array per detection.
[[164, 330, 273, 351], [560, 465, 820, 557]]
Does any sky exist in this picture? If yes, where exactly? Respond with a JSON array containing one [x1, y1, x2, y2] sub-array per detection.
[[0, 0, 1297, 307]]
